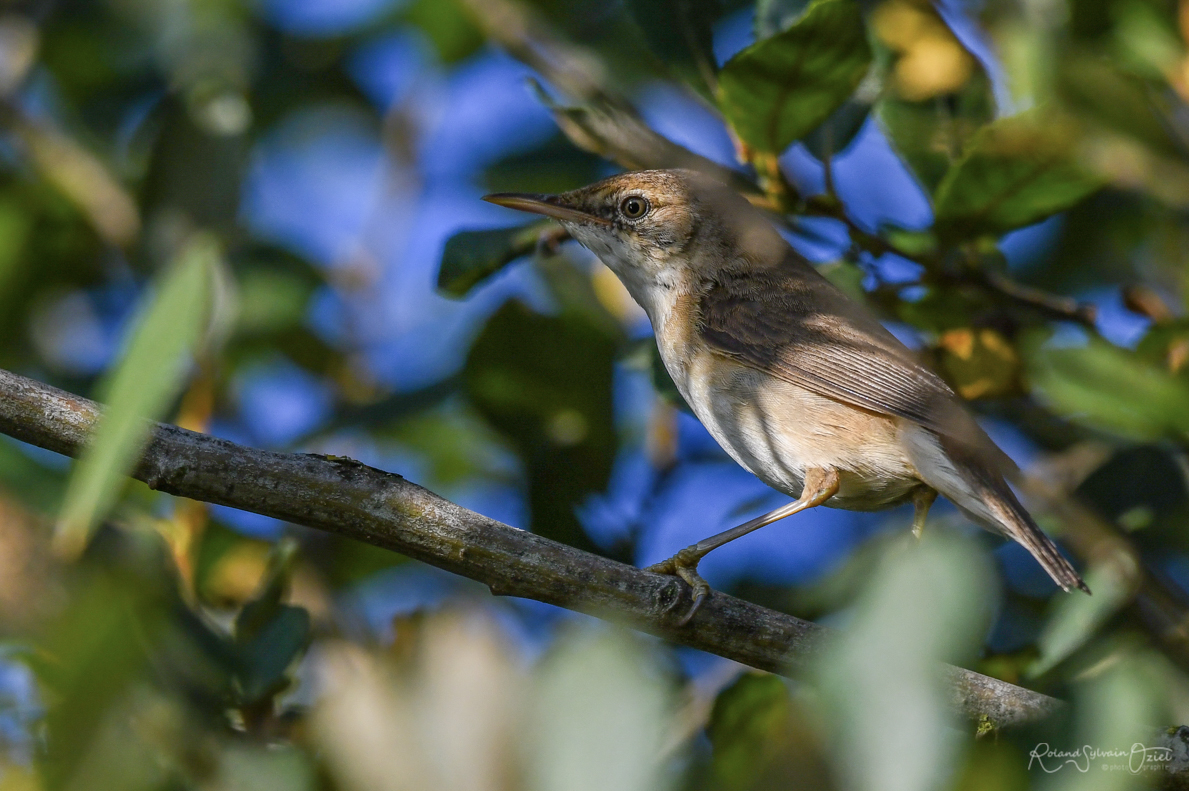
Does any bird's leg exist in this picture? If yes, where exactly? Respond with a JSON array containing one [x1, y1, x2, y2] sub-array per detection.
[[646, 467, 840, 625], [912, 487, 938, 540]]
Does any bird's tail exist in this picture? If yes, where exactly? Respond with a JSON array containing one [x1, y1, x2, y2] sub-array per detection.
[[909, 428, 1089, 594], [982, 484, 1089, 593]]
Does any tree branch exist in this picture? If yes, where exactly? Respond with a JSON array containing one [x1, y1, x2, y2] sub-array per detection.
[[0, 367, 1065, 728]]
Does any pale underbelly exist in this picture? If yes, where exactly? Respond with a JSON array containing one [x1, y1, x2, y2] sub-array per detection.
[[676, 356, 924, 511]]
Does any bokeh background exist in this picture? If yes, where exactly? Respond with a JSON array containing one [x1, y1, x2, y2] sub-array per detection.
[[1, 0, 1189, 788]]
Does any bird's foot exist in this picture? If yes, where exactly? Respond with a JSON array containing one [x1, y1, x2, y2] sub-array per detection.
[[645, 545, 711, 626]]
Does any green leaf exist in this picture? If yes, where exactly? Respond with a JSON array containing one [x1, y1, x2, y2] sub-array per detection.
[[234, 268, 315, 337], [754, 0, 811, 39], [437, 221, 551, 298], [801, 98, 870, 160], [877, 66, 995, 194], [402, 0, 484, 63], [0, 200, 30, 306], [234, 539, 310, 704], [817, 259, 865, 301], [55, 235, 217, 556], [881, 225, 938, 258], [626, 0, 720, 100], [1028, 563, 1131, 678], [235, 538, 300, 640], [1024, 332, 1189, 441], [814, 534, 994, 791], [527, 632, 673, 791], [933, 112, 1104, 238], [235, 604, 311, 704], [706, 673, 794, 791], [484, 134, 605, 196], [465, 300, 621, 556], [718, 0, 871, 154], [1057, 54, 1184, 157]]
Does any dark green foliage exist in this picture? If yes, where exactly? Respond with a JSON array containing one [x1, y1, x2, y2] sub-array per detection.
[[438, 222, 554, 297], [702, 673, 833, 791], [753, 0, 811, 39], [627, 0, 721, 100], [932, 113, 1104, 240], [465, 300, 622, 554], [718, 0, 871, 153]]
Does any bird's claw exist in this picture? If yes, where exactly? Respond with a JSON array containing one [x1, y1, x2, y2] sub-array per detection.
[[645, 545, 711, 626]]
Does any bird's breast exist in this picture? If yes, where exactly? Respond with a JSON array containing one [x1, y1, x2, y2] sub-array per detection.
[[660, 337, 922, 511]]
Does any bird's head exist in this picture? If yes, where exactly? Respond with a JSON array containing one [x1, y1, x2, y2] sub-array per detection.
[[483, 169, 786, 303]]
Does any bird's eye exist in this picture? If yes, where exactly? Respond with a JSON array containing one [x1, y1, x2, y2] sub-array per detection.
[[619, 195, 649, 219]]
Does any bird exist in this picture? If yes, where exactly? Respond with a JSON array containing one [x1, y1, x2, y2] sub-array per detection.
[[483, 168, 1088, 624]]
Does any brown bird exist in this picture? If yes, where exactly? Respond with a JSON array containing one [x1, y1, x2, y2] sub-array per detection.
[[484, 169, 1088, 623]]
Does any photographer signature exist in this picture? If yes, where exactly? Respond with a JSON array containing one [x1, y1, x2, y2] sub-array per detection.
[[1028, 743, 1174, 774]]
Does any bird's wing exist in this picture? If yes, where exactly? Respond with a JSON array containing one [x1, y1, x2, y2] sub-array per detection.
[[696, 255, 1013, 469]]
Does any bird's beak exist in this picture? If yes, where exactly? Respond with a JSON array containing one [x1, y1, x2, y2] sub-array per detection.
[[483, 193, 611, 226]]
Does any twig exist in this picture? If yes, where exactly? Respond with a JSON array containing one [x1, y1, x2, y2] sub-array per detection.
[[979, 270, 1099, 326], [0, 366, 1057, 728]]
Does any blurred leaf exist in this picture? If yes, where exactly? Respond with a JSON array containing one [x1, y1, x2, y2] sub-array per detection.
[[1056, 651, 1163, 791], [196, 523, 271, 607], [39, 575, 151, 788], [404, 0, 485, 63], [235, 604, 310, 704], [534, 83, 754, 192], [801, 97, 871, 160], [1135, 318, 1189, 371], [1029, 563, 1132, 678], [718, 0, 871, 154], [754, 0, 810, 39], [878, 65, 995, 193], [465, 300, 621, 555], [872, 0, 979, 102], [935, 327, 1021, 400], [626, 0, 720, 100], [0, 201, 30, 312], [311, 375, 462, 442], [1111, 0, 1184, 80], [16, 117, 140, 247], [215, 746, 315, 791], [235, 538, 299, 639], [896, 286, 991, 334], [1075, 447, 1189, 553], [38, 537, 237, 789], [881, 225, 938, 258], [325, 537, 408, 588], [140, 94, 248, 233], [1024, 333, 1189, 441], [0, 439, 68, 515], [818, 259, 865, 301], [933, 112, 1104, 238], [438, 222, 553, 298], [1058, 54, 1183, 156], [527, 630, 673, 791], [484, 133, 608, 195], [314, 612, 524, 790], [55, 235, 217, 557], [234, 539, 310, 705], [814, 534, 995, 791], [386, 406, 516, 484], [705, 673, 831, 791], [234, 267, 315, 337]]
